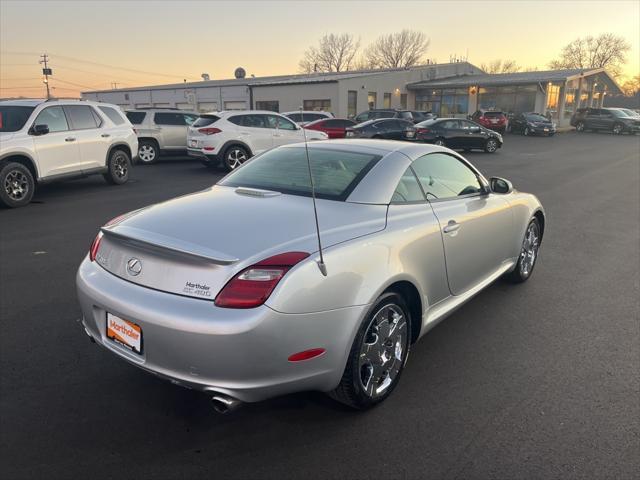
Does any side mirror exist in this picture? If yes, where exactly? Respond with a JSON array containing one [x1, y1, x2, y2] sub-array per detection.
[[490, 177, 513, 194], [33, 124, 50, 135]]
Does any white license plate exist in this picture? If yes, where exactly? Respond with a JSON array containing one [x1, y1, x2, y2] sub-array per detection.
[[544, 128, 549, 132], [107, 313, 142, 354], [406, 131, 415, 138], [346, 132, 354, 137], [190, 139, 198, 147], [491, 119, 497, 123]]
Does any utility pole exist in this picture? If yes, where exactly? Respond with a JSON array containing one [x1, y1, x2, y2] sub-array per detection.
[[111, 82, 119, 89], [40, 53, 52, 99]]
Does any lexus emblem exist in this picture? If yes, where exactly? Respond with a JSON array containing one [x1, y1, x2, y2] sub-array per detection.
[[126, 258, 142, 276]]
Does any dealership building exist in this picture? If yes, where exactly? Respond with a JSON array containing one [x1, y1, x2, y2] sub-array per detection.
[[82, 63, 621, 127]]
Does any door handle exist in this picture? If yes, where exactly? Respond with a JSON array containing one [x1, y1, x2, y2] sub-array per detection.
[[443, 220, 460, 233], [65, 137, 76, 142], [101, 133, 110, 138]]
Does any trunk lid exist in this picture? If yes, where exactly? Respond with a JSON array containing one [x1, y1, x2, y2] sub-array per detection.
[[96, 185, 387, 300]]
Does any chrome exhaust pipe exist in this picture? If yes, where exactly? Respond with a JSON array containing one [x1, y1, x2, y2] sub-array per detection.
[[211, 394, 243, 414]]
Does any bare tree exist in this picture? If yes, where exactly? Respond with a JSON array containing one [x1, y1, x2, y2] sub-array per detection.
[[479, 59, 521, 74], [299, 34, 360, 73], [548, 33, 631, 77], [621, 75, 640, 96], [364, 30, 430, 69]]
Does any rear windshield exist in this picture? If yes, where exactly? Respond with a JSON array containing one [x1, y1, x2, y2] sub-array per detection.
[[125, 111, 146, 124], [484, 111, 504, 118], [99, 106, 127, 125], [524, 113, 548, 122], [193, 115, 220, 127], [0, 106, 36, 132], [220, 147, 381, 201]]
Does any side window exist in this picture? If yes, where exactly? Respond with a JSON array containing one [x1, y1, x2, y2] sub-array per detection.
[[65, 105, 100, 130], [227, 115, 244, 126], [276, 116, 297, 130], [183, 114, 198, 126], [411, 153, 482, 200], [154, 112, 185, 126], [33, 106, 69, 133], [391, 167, 425, 203], [440, 120, 460, 129], [240, 115, 268, 128], [99, 106, 126, 125], [125, 111, 146, 124]]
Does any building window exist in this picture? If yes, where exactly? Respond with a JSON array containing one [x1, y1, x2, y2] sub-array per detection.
[[255, 101, 279, 112], [348, 90, 357, 118], [400, 93, 407, 109], [368, 92, 377, 109], [416, 88, 467, 116], [383, 93, 391, 108], [303, 99, 331, 112], [477, 85, 536, 115]]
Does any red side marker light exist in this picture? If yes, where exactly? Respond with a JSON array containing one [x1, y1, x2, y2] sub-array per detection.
[[288, 348, 326, 362]]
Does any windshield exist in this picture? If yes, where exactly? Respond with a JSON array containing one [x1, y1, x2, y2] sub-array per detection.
[[525, 114, 548, 122], [610, 109, 629, 118], [368, 111, 395, 119], [220, 147, 381, 201], [483, 111, 504, 118], [0, 106, 36, 132], [622, 109, 639, 117]]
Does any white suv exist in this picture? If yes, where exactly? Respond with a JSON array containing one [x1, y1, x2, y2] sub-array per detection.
[[187, 110, 328, 171], [0, 99, 138, 208]]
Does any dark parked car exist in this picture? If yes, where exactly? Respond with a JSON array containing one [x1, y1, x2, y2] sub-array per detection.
[[510, 112, 556, 136], [470, 110, 508, 133], [304, 118, 356, 139], [415, 118, 502, 153], [571, 107, 640, 134], [345, 118, 416, 140]]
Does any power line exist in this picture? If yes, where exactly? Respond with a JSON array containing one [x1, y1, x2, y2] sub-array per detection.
[[2, 51, 196, 80], [39, 53, 51, 99]]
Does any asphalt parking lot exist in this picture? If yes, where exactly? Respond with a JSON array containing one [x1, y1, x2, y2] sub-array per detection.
[[1, 132, 639, 479]]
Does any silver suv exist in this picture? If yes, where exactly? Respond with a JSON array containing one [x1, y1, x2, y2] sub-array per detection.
[[125, 108, 199, 164], [0, 99, 137, 208]]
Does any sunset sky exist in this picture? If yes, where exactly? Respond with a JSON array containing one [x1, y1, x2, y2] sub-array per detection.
[[1, 0, 639, 98]]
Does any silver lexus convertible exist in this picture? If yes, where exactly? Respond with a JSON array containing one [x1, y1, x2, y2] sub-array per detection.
[[77, 140, 545, 411]]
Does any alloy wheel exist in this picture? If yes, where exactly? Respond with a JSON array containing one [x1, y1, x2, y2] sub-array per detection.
[[358, 303, 408, 398], [113, 153, 128, 179], [434, 139, 445, 146], [227, 148, 247, 170], [613, 124, 623, 135], [4, 169, 29, 201], [519, 221, 540, 277], [486, 139, 498, 152], [139, 145, 156, 163], [576, 122, 585, 132], [524, 127, 530, 136]]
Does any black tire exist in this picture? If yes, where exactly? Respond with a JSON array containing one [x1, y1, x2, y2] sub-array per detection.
[[222, 145, 250, 172], [575, 121, 585, 132], [0, 162, 35, 208], [137, 139, 159, 164], [612, 123, 624, 135], [484, 138, 499, 153], [433, 138, 446, 147], [329, 291, 412, 410], [372, 134, 383, 139], [504, 218, 541, 283], [103, 149, 131, 185]]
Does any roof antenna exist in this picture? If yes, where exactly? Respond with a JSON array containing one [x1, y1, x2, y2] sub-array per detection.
[[300, 106, 327, 276]]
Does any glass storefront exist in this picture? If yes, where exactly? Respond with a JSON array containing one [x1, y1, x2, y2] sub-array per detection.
[[416, 88, 467, 115], [477, 85, 537, 115]]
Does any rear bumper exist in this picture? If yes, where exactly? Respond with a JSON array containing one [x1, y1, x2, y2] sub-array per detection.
[[530, 126, 556, 135], [76, 259, 367, 403], [187, 148, 219, 163]]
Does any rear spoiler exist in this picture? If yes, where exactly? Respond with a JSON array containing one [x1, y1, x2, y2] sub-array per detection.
[[101, 225, 239, 265]]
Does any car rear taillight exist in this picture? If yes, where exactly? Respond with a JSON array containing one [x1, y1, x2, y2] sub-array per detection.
[[215, 252, 310, 308], [89, 232, 103, 262], [417, 128, 430, 134], [89, 213, 129, 261], [198, 127, 221, 135]]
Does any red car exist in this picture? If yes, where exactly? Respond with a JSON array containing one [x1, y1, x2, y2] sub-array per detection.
[[470, 110, 508, 133], [304, 118, 356, 139]]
